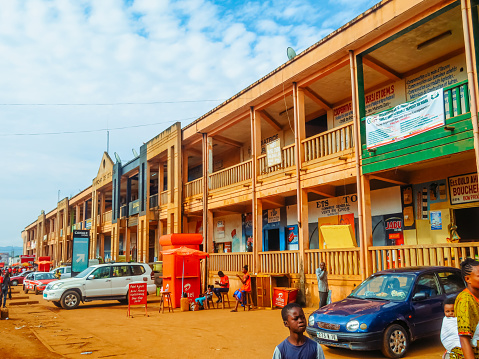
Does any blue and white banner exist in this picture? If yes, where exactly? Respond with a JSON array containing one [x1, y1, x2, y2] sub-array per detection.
[[72, 230, 90, 273], [366, 89, 445, 149]]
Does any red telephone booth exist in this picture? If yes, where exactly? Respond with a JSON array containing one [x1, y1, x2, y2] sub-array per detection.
[[159, 234, 203, 308], [37, 256, 52, 272]]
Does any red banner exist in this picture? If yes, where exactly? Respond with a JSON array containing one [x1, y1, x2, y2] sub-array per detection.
[[129, 283, 147, 305]]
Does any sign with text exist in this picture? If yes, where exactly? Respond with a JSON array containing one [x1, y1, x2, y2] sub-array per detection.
[[365, 89, 444, 149], [315, 195, 358, 217], [449, 173, 479, 205], [266, 139, 282, 167], [72, 230, 90, 274], [129, 283, 147, 305], [268, 208, 280, 223]]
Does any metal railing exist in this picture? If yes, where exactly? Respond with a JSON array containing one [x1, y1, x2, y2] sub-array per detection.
[[149, 193, 158, 208]]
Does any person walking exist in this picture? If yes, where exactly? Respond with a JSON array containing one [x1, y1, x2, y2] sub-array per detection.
[[316, 262, 329, 308], [2, 271, 10, 308]]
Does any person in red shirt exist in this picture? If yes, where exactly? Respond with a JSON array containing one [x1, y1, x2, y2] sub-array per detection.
[[213, 271, 229, 303], [231, 265, 251, 312]]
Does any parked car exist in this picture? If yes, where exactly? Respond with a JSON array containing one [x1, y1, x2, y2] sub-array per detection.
[[10, 270, 34, 286], [306, 266, 465, 358], [23, 272, 58, 295], [50, 265, 72, 279], [42, 262, 156, 309]]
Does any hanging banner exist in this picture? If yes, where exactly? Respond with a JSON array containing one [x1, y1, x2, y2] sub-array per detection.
[[365, 89, 445, 149], [449, 173, 479, 204], [72, 230, 90, 274]]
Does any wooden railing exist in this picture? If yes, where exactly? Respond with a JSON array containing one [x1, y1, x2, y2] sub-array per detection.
[[259, 251, 299, 274], [209, 160, 252, 190], [369, 242, 479, 272], [160, 191, 169, 206], [209, 253, 253, 272], [102, 210, 112, 223], [444, 80, 469, 119], [302, 122, 354, 162], [305, 248, 360, 276], [258, 144, 295, 175], [184, 178, 203, 198]]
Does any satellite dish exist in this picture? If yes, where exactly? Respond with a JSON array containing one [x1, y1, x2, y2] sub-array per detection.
[[132, 149, 139, 157], [114, 152, 122, 164], [287, 47, 296, 60]]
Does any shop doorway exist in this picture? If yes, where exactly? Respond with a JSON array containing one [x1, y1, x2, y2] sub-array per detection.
[[455, 207, 479, 241], [266, 229, 280, 251]]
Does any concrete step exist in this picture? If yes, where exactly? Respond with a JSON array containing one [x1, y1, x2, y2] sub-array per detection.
[[10, 296, 29, 300], [8, 300, 39, 306]]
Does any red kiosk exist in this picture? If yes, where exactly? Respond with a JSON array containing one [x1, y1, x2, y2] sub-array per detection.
[[159, 234, 203, 308]]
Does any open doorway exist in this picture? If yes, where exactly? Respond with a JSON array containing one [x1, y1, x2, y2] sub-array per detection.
[[266, 229, 280, 251], [455, 207, 479, 242]]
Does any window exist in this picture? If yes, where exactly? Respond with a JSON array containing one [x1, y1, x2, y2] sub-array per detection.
[[131, 265, 146, 276], [112, 265, 131, 277], [413, 273, 440, 298], [91, 267, 111, 279], [437, 271, 465, 294]]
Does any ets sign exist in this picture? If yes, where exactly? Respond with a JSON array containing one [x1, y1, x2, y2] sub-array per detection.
[[72, 230, 90, 274]]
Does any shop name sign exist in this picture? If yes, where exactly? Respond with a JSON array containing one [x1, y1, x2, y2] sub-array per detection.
[[365, 89, 444, 149], [449, 173, 479, 204], [316, 195, 357, 216]]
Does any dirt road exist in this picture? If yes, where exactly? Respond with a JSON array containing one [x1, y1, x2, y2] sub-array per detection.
[[1, 291, 445, 359]]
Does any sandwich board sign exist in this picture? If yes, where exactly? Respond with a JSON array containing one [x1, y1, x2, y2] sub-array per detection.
[[72, 230, 90, 275], [128, 282, 148, 317]]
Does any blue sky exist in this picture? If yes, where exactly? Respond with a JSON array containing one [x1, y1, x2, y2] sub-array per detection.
[[0, 0, 379, 247]]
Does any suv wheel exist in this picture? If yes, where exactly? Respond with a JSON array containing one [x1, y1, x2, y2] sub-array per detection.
[[381, 324, 409, 358], [61, 290, 80, 310], [52, 301, 62, 308]]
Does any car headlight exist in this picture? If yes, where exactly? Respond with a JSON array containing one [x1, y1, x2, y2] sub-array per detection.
[[49, 282, 64, 290], [308, 315, 315, 327], [346, 320, 360, 332]]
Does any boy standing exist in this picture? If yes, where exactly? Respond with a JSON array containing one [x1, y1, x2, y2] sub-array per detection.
[[272, 303, 325, 359]]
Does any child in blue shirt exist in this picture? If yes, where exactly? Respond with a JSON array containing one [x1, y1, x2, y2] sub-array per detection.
[[272, 303, 325, 359]]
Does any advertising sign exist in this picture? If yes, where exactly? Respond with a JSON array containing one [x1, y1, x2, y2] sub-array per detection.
[[449, 173, 479, 204], [285, 225, 298, 250], [266, 139, 282, 167], [430, 211, 443, 230], [216, 220, 225, 239], [315, 195, 358, 217], [384, 214, 404, 246], [72, 230, 90, 274], [128, 282, 148, 317], [268, 208, 280, 223], [365, 89, 445, 149], [20, 255, 35, 265], [0, 253, 9, 264]]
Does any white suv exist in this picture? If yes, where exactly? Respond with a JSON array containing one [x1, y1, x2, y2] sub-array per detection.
[[43, 262, 156, 309]]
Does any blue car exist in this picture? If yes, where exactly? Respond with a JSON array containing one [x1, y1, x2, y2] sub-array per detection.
[[307, 266, 465, 358]]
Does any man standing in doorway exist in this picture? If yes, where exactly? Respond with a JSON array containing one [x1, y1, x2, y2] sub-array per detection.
[[316, 262, 329, 308]]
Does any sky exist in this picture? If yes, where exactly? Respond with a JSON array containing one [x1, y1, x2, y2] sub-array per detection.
[[0, 0, 379, 247]]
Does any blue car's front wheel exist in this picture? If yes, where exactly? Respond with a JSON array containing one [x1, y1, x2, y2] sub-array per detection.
[[381, 324, 409, 358]]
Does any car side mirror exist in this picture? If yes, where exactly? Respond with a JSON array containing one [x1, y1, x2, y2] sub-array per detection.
[[412, 292, 427, 301], [88, 275, 95, 280]]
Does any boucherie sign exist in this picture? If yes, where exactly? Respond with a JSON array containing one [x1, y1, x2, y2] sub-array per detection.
[[449, 173, 479, 204]]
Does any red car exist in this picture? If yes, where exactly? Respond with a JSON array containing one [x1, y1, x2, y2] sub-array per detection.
[[10, 270, 34, 286], [23, 272, 57, 295]]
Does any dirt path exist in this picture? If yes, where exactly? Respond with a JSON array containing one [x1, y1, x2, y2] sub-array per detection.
[[1, 292, 446, 359]]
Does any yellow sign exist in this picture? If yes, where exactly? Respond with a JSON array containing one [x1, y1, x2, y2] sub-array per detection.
[[320, 225, 357, 249]]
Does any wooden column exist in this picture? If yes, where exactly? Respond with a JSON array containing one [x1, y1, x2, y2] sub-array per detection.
[[125, 227, 131, 262], [207, 210, 214, 253], [251, 107, 261, 273]]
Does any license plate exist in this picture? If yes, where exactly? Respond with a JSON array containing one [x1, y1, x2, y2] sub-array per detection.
[[43, 293, 47, 298], [317, 331, 338, 341]]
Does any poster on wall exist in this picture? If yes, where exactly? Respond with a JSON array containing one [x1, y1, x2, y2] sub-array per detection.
[[285, 225, 298, 250], [430, 211, 442, 230], [449, 173, 479, 205], [365, 89, 445, 149], [268, 208, 281, 223], [401, 185, 415, 230], [216, 220, 225, 239], [266, 139, 282, 167], [317, 213, 355, 249], [333, 83, 402, 127], [383, 213, 404, 246], [242, 213, 253, 251]]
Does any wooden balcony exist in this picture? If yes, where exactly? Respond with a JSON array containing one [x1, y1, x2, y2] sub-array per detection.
[[259, 250, 299, 274], [209, 253, 254, 272], [305, 248, 360, 278], [102, 210, 112, 223], [209, 160, 252, 190], [369, 242, 479, 272], [258, 144, 295, 175], [160, 190, 169, 206], [302, 122, 354, 163], [184, 178, 203, 198]]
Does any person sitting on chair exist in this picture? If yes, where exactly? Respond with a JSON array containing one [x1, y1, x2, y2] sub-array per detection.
[[231, 265, 251, 312], [213, 271, 229, 303]]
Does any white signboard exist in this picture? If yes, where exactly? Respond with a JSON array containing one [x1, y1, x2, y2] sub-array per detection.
[[266, 139, 282, 167], [268, 208, 280, 223], [333, 83, 403, 127], [449, 173, 479, 204], [315, 195, 358, 217], [365, 89, 445, 149]]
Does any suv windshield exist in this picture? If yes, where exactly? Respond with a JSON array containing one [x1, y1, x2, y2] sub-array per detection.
[[74, 266, 96, 278], [350, 273, 415, 302]]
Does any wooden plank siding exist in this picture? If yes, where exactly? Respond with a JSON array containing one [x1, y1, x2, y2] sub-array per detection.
[[362, 82, 474, 173]]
